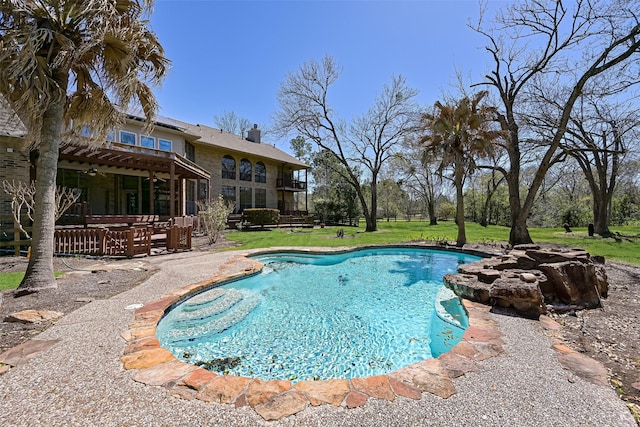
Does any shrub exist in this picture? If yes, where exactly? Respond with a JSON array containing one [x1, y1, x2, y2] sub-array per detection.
[[243, 208, 280, 229], [197, 195, 235, 243]]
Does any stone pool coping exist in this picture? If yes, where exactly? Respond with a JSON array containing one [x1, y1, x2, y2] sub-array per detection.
[[120, 249, 507, 421]]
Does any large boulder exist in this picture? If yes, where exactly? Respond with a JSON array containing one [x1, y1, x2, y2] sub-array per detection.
[[538, 261, 607, 308], [444, 247, 608, 318]]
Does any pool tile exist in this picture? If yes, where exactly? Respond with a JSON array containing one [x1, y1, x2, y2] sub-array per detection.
[[294, 379, 351, 406]]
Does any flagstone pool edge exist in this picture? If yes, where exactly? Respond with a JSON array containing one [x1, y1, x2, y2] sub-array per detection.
[[121, 247, 507, 421]]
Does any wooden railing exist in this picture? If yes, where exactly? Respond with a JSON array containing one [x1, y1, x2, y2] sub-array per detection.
[[4, 215, 193, 258], [54, 228, 106, 255], [54, 226, 152, 258], [168, 225, 192, 251]]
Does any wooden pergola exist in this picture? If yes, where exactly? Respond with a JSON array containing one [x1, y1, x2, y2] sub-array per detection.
[[52, 141, 211, 217]]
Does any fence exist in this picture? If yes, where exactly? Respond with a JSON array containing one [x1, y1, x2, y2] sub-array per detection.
[[0, 216, 30, 256], [54, 226, 152, 258], [2, 217, 193, 258]]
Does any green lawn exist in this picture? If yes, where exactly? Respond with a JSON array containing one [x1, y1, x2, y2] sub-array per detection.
[[2, 222, 636, 291], [0, 271, 63, 291], [226, 221, 640, 265]]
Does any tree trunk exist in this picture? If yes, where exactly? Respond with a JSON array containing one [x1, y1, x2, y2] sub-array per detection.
[[504, 144, 534, 245], [365, 181, 378, 232], [427, 199, 437, 225], [509, 212, 533, 246], [593, 194, 611, 236], [454, 164, 466, 247], [17, 98, 65, 295]]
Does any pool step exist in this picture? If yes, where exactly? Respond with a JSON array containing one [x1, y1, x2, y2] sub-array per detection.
[[181, 288, 226, 312], [175, 289, 244, 322], [166, 290, 260, 341]]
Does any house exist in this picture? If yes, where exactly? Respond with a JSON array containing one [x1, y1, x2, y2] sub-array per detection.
[[0, 100, 309, 227], [0, 96, 29, 224]]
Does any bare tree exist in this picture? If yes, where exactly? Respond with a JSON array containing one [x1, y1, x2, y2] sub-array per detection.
[[560, 96, 640, 235], [274, 55, 419, 232], [473, 0, 640, 244], [213, 110, 252, 138], [2, 180, 81, 238], [394, 140, 442, 225]]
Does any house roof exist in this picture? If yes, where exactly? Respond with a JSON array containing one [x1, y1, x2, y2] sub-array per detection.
[[0, 96, 27, 138], [0, 96, 308, 170], [124, 107, 190, 132], [176, 121, 309, 170]]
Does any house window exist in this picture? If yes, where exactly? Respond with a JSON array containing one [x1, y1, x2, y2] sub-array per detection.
[[255, 162, 266, 183], [255, 188, 266, 208], [80, 125, 92, 137], [240, 159, 252, 181], [159, 139, 172, 152], [140, 135, 155, 149], [106, 130, 116, 142], [185, 141, 195, 161], [120, 131, 136, 145], [222, 155, 236, 179], [198, 182, 208, 201], [221, 185, 236, 206], [240, 187, 252, 212]]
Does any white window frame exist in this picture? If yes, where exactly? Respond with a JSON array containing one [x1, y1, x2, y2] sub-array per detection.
[[140, 135, 155, 149], [159, 139, 172, 151], [120, 130, 136, 145]]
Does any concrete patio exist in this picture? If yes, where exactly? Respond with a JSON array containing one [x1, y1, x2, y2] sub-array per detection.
[[0, 248, 635, 426]]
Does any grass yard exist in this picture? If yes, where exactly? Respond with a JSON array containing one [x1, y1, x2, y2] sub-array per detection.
[[226, 220, 640, 265], [0, 271, 63, 291]]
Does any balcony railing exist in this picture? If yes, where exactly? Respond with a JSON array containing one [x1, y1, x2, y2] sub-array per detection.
[[276, 178, 307, 190]]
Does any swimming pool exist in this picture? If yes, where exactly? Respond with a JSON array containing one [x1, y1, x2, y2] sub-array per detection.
[[156, 247, 479, 382]]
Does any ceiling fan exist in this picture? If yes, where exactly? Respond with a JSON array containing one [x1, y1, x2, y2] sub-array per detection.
[[145, 173, 166, 183], [78, 165, 105, 177]]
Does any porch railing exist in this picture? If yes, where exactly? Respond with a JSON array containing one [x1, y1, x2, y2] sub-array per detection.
[[54, 226, 152, 258]]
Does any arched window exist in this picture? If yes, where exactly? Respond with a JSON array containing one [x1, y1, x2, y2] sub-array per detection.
[[240, 159, 252, 181], [222, 155, 236, 179], [255, 162, 266, 183]]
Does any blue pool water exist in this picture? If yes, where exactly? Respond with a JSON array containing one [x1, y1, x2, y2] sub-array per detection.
[[156, 247, 479, 382]]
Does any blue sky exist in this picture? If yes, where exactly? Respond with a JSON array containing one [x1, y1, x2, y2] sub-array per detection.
[[150, 1, 506, 149]]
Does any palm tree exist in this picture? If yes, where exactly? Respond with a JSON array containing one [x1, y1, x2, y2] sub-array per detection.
[[0, 1, 168, 294], [419, 91, 501, 247]]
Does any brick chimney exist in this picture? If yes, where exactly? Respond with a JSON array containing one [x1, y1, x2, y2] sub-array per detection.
[[247, 124, 261, 143]]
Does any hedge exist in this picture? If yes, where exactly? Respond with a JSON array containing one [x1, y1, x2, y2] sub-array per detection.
[[243, 208, 280, 229]]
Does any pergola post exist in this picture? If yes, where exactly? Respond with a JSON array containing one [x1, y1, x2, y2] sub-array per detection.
[[169, 161, 175, 218], [148, 170, 155, 215]]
